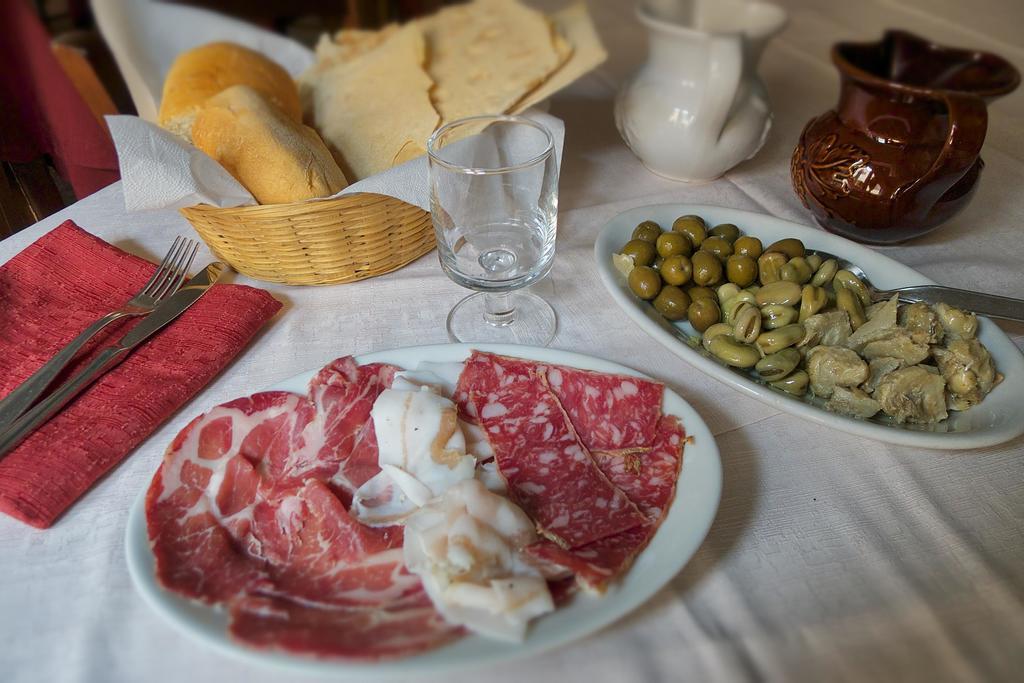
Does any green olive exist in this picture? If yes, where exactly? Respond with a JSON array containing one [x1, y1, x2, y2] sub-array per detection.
[[656, 231, 692, 258], [628, 266, 662, 300], [836, 287, 866, 330], [799, 285, 827, 322], [687, 285, 717, 302], [707, 334, 761, 368], [687, 297, 721, 333], [734, 235, 763, 259], [733, 303, 762, 344], [833, 269, 872, 307], [811, 258, 839, 287], [660, 255, 692, 286], [672, 215, 707, 247], [765, 238, 806, 259], [761, 304, 799, 329], [755, 281, 802, 307], [701, 323, 733, 350], [770, 369, 809, 396], [621, 239, 657, 267], [755, 323, 805, 354], [710, 223, 741, 243], [805, 253, 823, 271], [691, 251, 723, 286], [758, 252, 788, 285], [755, 347, 801, 380], [653, 285, 691, 321], [631, 220, 662, 243], [701, 235, 734, 261], [726, 254, 758, 287]]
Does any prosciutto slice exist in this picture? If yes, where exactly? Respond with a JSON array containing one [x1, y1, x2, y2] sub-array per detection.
[[145, 357, 462, 659], [457, 352, 646, 549], [526, 415, 686, 592]]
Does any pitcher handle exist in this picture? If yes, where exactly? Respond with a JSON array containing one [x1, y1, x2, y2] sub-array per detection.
[[698, 34, 744, 145], [894, 92, 988, 222]]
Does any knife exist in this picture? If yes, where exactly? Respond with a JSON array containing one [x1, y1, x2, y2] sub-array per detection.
[[0, 262, 225, 459]]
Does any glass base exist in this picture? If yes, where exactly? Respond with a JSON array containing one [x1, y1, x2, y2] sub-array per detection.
[[447, 290, 557, 346]]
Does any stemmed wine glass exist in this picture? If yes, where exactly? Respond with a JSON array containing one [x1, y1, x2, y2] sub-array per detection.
[[427, 115, 559, 345]]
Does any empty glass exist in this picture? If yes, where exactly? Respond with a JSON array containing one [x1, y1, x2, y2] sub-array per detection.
[[428, 115, 559, 345]]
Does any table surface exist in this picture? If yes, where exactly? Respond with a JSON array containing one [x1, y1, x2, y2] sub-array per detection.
[[3, 1, 1024, 681]]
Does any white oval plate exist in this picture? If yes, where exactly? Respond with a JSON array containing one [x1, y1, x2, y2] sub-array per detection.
[[126, 343, 721, 678], [595, 204, 1024, 450]]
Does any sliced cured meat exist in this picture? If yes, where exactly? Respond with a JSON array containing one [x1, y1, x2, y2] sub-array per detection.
[[230, 594, 463, 660], [544, 364, 663, 451], [455, 351, 663, 451], [526, 415, 686, 592], [250, 480, 421, 607], [146, 391, 306, 602], [459, 352, 645, 549], [146, 357, 462, 660]]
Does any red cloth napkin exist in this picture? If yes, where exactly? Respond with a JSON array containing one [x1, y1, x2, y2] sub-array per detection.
[[0, 221, 281, 528]]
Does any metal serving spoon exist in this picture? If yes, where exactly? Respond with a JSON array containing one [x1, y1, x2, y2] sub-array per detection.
[[811, 250, 1024, 323]]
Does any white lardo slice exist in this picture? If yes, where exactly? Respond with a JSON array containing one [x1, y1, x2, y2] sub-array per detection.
[[476, 461, 506, 493], [403, 479, 554, 642], [352, 387, 476, 526]]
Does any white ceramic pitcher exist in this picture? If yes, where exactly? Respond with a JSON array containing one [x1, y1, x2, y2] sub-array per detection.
[[615, 0, 787, 182]]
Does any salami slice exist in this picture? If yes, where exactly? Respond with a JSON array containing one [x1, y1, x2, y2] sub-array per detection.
[[459, 352, 646, 549], [455, 352, 663, 451], [544, 365, 663, 451], [146, 357, 462, 660], [526, 415, 686, 592]]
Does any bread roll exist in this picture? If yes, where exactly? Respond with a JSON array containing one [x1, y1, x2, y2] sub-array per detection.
[[191, 85, 347, 204], [159, 42, 302, 140]]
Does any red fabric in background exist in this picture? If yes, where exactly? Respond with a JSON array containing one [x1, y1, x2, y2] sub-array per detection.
[[0, 0, 120, 198], [0, 221, 281, 528]]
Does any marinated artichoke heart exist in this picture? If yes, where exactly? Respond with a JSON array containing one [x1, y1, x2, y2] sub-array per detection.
[[899, 302, 944, 345], [874, 365, 948, 424], [826, 386, 881, 419], [932, 338, 997, 410], [846, 294, 899, 350], [860, 328, 930, 365], [806, 345, 868, 398], [933, 302, 978, 340], [863, 357, 903, 393], [800, 310, 852, 348]]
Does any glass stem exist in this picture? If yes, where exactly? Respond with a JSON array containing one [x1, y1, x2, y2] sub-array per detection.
[[483, 291, 516, 327]]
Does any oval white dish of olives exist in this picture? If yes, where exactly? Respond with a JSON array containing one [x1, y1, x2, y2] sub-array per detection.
[[594, 204, 1024, 449]]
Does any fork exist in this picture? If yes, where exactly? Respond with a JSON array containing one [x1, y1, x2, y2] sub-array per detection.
[[811, 249, 1024, 323], [0, 237, 199, 432]]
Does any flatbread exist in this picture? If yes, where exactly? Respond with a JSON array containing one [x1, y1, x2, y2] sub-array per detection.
[[511, 2, 607, 114], [418, 0, 564, 124], [311, 24, 440, 181]]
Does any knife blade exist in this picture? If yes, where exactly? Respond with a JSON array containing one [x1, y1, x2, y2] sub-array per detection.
[[0, 262, 225, 458]]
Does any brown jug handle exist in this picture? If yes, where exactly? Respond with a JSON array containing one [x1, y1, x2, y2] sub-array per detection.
[[894, 92, 988, 222]]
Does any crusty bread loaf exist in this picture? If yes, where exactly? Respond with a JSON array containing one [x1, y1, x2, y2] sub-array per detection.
[[159, 42, 302, 140], [191, 85, 347, 204]]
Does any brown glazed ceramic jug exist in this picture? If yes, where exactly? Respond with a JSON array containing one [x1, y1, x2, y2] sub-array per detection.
[[792, 30, 1019, 244]]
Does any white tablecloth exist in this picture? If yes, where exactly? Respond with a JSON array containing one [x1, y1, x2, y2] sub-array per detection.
[[3, 1, 1023, 681]]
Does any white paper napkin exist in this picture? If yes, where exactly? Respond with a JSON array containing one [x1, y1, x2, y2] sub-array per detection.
[[107, 111, 565, 213]]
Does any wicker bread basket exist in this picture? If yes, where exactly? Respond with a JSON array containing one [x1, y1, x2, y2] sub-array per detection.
[[180, 193, 434, 286]]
